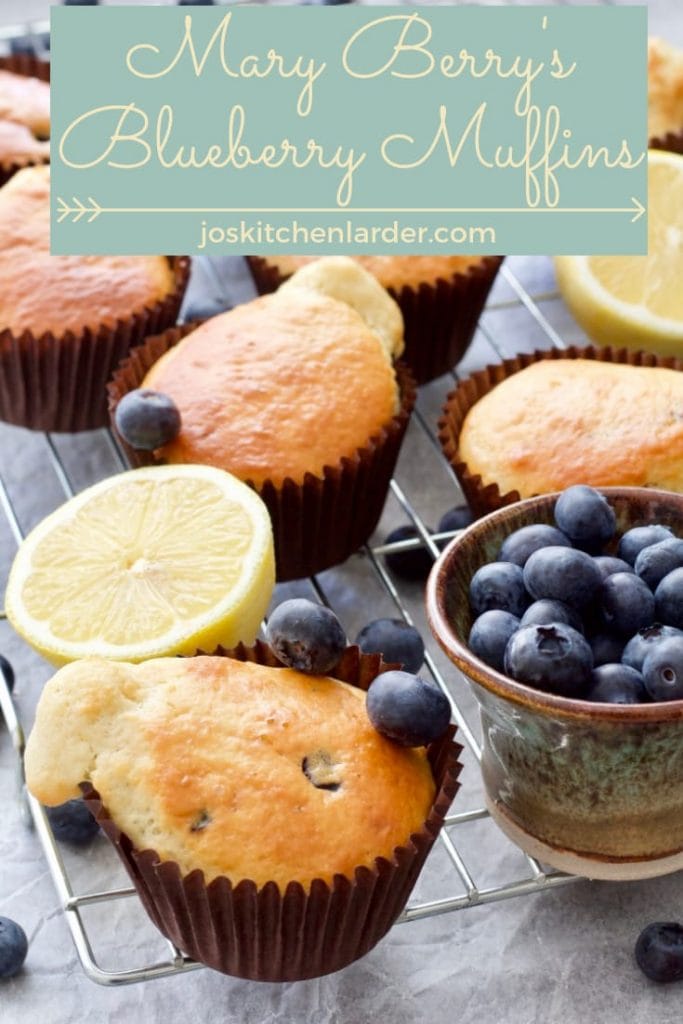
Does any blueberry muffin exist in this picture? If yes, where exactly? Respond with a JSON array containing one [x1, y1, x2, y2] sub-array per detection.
[[0, 59, 50, 183], [248, 254, 503, 384], [0, 167, 189, 431], [110, 258, 415, 579], [649, 37, 683, 148]]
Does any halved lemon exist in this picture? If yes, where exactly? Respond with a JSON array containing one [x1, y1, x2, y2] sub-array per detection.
[[555, 149, 683, 356], [6, 465, 275, 665]]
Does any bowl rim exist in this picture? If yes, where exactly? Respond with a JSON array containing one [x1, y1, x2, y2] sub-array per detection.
[[426, 486, 683, 723]]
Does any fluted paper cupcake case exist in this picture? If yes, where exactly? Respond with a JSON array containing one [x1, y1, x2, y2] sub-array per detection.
[[0, 256, 190, 433], [246, 256, 504, 385], [81, 641, 463, 982], [107, 323, 417, 581], [439, 344, 683, 517], [650, 129, 683, 156], [0, 54, 50, 187]]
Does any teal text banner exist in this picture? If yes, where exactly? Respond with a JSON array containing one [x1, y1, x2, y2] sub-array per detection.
[[50, 5, 648, 256]]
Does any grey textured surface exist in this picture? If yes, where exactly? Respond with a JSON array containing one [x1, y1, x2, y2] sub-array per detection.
[[2, 2, 683, 1023]]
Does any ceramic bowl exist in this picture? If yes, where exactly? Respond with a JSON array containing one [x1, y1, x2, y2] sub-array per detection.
[[427, 487, 683, 881]]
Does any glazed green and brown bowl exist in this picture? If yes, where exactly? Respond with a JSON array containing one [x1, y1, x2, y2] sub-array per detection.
[[427, 487, 683, 881]]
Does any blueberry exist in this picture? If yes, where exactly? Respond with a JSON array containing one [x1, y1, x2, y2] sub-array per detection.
[[366, 671, 450, 747], [45, 799, 100, 846], [523, 547, 602, 610], [637, 539, 683, 591], [355, 619, 424, 674], [635, 922, 683, 983], [622, 624, 683, 672], [618, 525, 674, 566], [655, 568, 683, 629], [383, 525, 434, 582], [642, 637, 683, 701], [600, 573, 655, 637], [468, 610, 520, 672], [437, 505, 474, 537], [520, 599, 583, 634], [469, 562, 529, 618], [554, 485, 616, 552], [498, 524, 571, 568], [593, 556, 634, 583], [0, 918, 28, 979], [178, 0, 214, 5], [589, 632, 625, 667], [266, 599, 346, 675], [64, 0, 99, 5], [504, 623, 593, 698], [115, 389, 181, 451], [0, 655, 14, 693], [182, 296, 230, 322], [586, 664, 648, 704]]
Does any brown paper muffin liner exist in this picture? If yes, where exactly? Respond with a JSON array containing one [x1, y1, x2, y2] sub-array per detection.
[[107, 324, 417, 581], [0, 54, 51, 187], [650, 129, 683, 156], [246, 256, 504, 386], [80, 641, 463, 982], [439, 344, 683, 517], [0, 256, 190, 433]]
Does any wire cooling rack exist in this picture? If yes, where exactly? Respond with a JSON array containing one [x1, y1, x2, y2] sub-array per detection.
[[0, 3, 597, 988]]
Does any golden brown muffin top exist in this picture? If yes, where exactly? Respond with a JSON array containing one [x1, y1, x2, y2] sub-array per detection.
[[459, 359, 683, 498], [0, 68, 50, 141], [0, 167, 174, 337], [25, 656, 436, 888], [265, 255, 487, 291], [0, 118, 49, 167], [144, 278, 400, 488], [649, 37, 683, 140]]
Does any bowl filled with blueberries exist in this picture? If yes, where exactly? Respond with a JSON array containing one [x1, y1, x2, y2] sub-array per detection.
[[426, 484, 683, 881]]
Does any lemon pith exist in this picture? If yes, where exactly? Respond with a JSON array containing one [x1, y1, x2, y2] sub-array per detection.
[[555, 150, 683, 356], [6, 464, 275, 665]]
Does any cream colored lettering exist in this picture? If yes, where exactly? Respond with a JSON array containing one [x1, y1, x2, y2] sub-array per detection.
[[550, 49, 577, 79], [381, 103, 492, 170], [59, 103, 151, 169], [126, 13, 325, 116], [343, 13, 434, 79]]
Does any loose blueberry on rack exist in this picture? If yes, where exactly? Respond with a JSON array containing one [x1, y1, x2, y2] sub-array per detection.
[[383, 525, 434, 582], [635, 539, 683, 591], [520, 599, 583, 634], [0, 654, 15, 693], [437, 505, 474, 540], [504, 623, 593, 698], [635, 922, 683, 983], [593, 556, 634, 582], [600, 573, 655, 637], [366, 670, 450, 747], [586, 664, 648, 705], [642, 636, 683, 701], [621, 624, 683, 672], [45, 799, 100, 846], [0, 918, 28, 980], [114, 389, 181, 451], [181, 295, 230, 322], [523, 546, 602, 610], [554, 484, 616, 552], [266, 598, 346, 674], [468, 610, 520, 673], [498, 524, 571, 567], [655, 568, 683, 630], [589, 632, 625, 668], [469, 562, 528, 618], [355, 619, 425, 674], [618, 524, 674, 566]]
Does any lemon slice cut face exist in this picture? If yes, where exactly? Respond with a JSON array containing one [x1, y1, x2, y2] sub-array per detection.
[[6, 464, 275, 665]]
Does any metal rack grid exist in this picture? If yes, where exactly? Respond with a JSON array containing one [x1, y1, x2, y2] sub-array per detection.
[[0, 1, 602, 987], [0, 256, 584, 987]]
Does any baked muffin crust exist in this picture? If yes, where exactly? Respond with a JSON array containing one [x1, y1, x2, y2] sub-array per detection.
[[0, 167, 174, 337], [25, 656, 436, 888], [264, 255, 486, 291], [649, 37, 683, 139], [143, 287, 400, 487], [459, 359, 683, 497], [0, 68, 50, 139]]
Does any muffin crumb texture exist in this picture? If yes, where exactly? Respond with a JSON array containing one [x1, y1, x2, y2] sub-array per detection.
[[25, 656, 435, 889]]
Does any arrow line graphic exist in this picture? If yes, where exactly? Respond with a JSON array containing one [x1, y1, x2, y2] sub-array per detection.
[[55, 196, 646, 224]]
